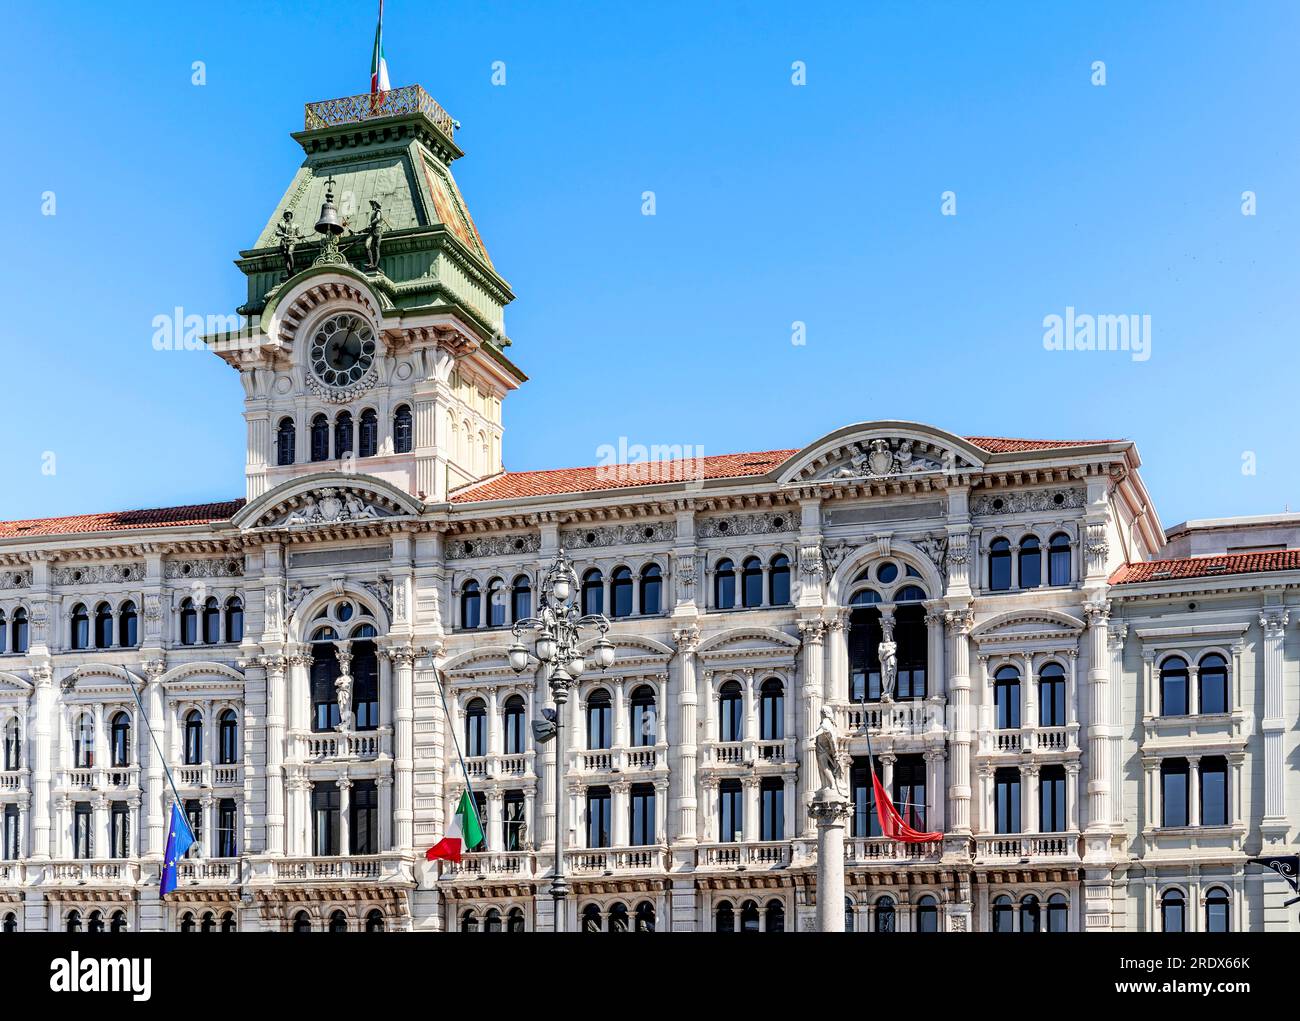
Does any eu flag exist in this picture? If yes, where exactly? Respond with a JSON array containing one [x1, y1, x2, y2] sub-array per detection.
[[160, 802, 196, 896]]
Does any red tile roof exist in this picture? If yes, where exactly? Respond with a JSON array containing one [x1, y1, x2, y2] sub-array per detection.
[[965, 436, 1120, 453], [1111, 549, 1300, 585], [0, 500, 244, 540], [451, 450, 800, 503]]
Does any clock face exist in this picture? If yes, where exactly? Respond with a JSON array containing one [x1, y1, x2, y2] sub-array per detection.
[[310, 314, 376, 389]]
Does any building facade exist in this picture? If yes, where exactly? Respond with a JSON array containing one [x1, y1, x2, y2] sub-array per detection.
[[1, 86, 1297, 933]]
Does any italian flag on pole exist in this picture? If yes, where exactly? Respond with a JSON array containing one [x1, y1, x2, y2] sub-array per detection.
[[425, 790, 484, 863], [370, 0, 391, 102]]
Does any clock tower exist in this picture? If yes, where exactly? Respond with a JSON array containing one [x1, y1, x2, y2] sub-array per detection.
[[208, 85, 524, 504]]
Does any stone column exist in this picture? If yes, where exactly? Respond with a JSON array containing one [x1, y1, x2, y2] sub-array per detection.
[[338, 777, 352, 854], [825, 613, 850, 703], [797, 619, 827, 836], [671, 626, 700, 847], [1260, 608, 1289, 842], [612, 781, 630, 847], [742, 776, 760, 843], [810, 794, 851, 932], [30, 664, 54, 859], [1187, 757, 1201, 827], [1084, 603, 1115, 860], [378, 775, 394, 851], [261, 654, 288, 855], [944, 609, 974, 841], [390, 646, 416, 851]]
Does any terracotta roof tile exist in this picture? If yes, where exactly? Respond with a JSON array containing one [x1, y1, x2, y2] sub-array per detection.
[[0, 500, 245, 540], [450, 450, 799, 503], [963, 436, 1120, 453], [1110, 549, 1300, 585]]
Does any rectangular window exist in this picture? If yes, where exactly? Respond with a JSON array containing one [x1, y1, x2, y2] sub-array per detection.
[[994, 677, 1021, 730], [74, 802, 92, 859], [3, 804, 19, 859], [760, 778, 784, 841], [629, 784, 655, 846], [893, 755, 928, 832], [217, 798, 238, 858], [851, 757, 882, 837], [718, 779, 743, 843], [312, 782, 340, 856], [586, 787, 612, 848], [185, 799, 202, 858], [1039, 765, 1067, 833], [473, 792, 488, 851], [1161, 759, 1189, 828], [1039, 677, 1066, 727], [1200, 757, 1228, 827], [110, 801, 129, 859], [503, 791, 525, 851], [350, 781, 377, 854], [994, 768, 1021, 834]]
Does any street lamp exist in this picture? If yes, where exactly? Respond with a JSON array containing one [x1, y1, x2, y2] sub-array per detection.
[[508, 549, 614, 932]]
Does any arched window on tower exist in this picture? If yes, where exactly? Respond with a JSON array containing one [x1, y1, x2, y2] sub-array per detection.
[[334, 411, 353, 459], [328, 911, 348, 933], [715, 901, 735, 933], [276, 417, 296, 466], [714, 559, 736, 610], [1020, 894, 1041, 933], [358, 409, 378, 458], [769, 554, 791, 605], [94, 602, 113, 649], [992, 894, 1013, 932], [70, 603, 89, 650], [310, 414, 330, 462], [393, 404, 413, 454], [118, 600, 138, 648], [1205, 887, 1230, 932], [917, 895, 939, 932], [1047, 893, 1069, 932]]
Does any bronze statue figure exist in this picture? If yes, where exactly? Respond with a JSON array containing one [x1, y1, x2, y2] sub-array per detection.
[[274, 209, 305, 279]]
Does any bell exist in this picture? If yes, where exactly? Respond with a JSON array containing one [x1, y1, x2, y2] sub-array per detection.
[[314, 176, 346, 237]]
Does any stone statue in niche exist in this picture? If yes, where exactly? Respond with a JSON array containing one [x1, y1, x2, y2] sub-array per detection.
[[878, 616, 898, 702]]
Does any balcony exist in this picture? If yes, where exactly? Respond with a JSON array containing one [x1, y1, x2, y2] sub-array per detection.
[[701, 740, 792, 768], [566, 845, 668, 875], [58, 766, 140, 792], [697, 841, 791, 869], [980, 725, 1079, 756], [47, 859, 140, 885], [291, 728, 391, 763], [264, 853, 409, 883], [304, 84, 458, 139], [0, 769, 26, 791], [440, 851, 535, 880], [975, 832, 1080, 863], [0, 862, 24, 886], [574, 745, 668, 774], [834, 700, 943, 739], [176, 858, 241, 887], [465, 751, 537, 781], [176, 764, 242, 789], [844, 836, 943, 864]]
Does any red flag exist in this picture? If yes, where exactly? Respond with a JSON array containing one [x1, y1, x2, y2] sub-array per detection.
[[871, 769, 942, 843]]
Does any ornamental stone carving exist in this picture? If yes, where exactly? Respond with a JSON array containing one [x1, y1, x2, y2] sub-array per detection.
[[696, 511, 793, 539], [0, 570, 31, 590], [275, 488, 388, 527], [53, 562, 145, 585], [674, 554, 697, 599], [823, 438, 948, 480], [362, 577, 394, 621], [914, 535, 949, 582], [560, 522, 676, 548], [446, 533, 542, 560], [798, 543, 825, 579], [970, 488, 1084, 516], [165, 558, 244, 580]]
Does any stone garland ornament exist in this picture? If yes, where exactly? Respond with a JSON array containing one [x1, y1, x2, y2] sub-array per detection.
[[165, 558, 243, 580], [560, 522, 677, 548], [447, 533, 542, 560], [970, 488, 1085, 516], [53, 563, 145, 586], [696, 511, 793, 539]]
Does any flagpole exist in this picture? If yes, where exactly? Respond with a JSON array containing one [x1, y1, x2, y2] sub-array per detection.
[[431, 663, 481, 832], [125, 674, 190, 824]]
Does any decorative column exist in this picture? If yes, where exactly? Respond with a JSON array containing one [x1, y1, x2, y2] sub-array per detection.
[[742, 776, 760, 843], [1083, 602, 1114, 861], [1022, 763, 1039, 834], [1188, 757, 1202, 827], [377, 775, 394, 851], [924, 748, 946, 832], [261, 654, 288, 855], [611, 780, 630, 847], [653, 780, 669, 844], [670, 626, 700, 847], [338, 776, 352, 854], [1260, 608, 1289, 843], [487, 789, 504, 851], [810, 793, 851, 932], [825, 612, 850, 703], [797, 619, 827, 836], [944, 609, 974, 841], [30, 665, 54, 859], [390, 646, 416, 851]]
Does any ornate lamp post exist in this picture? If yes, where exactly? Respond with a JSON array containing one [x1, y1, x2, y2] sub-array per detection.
[[507, 550, 615, 932]]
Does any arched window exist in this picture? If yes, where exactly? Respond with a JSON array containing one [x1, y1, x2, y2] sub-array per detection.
[[88, 910, 104, 932], [220, 911, 236, 933], [0, 610, 6, 654], [873, 897, 896, 933], [741, 556, 763, 608], [358, 409, 379, 458], [70, 603, 89, 650], [845, 897, 856, 932], [759, 678, 784, 740], [276, 417, 296, 466], [580, 905, 600, 932], [507, 907, 525, 932], [11, 608, 28, 653], [1205, 887, 1230, 933], [200, 911, 216, 934], [1047, 893, 1068, 932], [179, 911, 196, 933], [586, 690, 612, 749], [310, 414, 330, 462], [1198, 653, 1228, 714], [486, 577, 506, 627], [110, 711, 131, 768], [639, 564, 662, 615], [719, 680, 743, 741], [118, 600, 138, 648], [610, 567, 633, 618], [464, 699, 487, 758], [916, 895, 939, 933], [994, 666, 1021, 729], [740, 900, 761, 932], [714, 559, 736, 610], [183, 710, 203, 765], [225, 597, 244, 644], [634, 901, 655, 932], [607, 903, 629, 933], [629, 685, 656, 747], [365, 909, 385, 932], [3, 716, 20, 770], [769, 554, 791, 605], [894, 584, 926, 602], [460, 580, 481, 629], [1020, 894, 1041, 933], [581, 569, 604, 616], [484, 908, 503, 933], [218, 709, 239, 764], [765, 899, 786, 933], [715, 901, 735, 933], [202, 597, 221, 644], [510, 575, 531, 623], [73, 712, 94, 768], [849, 604, 883, 702], [94, 602, 113, 649], [1039, 663, 1066, 727], [988, 538, 1011, 591], [393, 405, 413, 454], [3, 912, 17, 933], [328, 910, 348, 933], [992, 894, 1013, 933], [179, 598, 197, 646], [1018, 535, 1042, 588], [1160, 657, 1189, 716], [67, 910, 83, 933], [1160, 890, 1186, 932], [293, 911, 312, 933], [1048, 533, 1071, 586], [503, 695, 526, 755], [311, 642, 341, 732], [334, 412, 353, 459]]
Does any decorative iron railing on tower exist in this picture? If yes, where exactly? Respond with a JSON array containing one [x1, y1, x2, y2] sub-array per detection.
[[304, 84, 457, 137]]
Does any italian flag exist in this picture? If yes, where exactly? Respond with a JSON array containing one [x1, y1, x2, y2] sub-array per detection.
[[425, 790, 484, 862], [370, 0, 391, 101]]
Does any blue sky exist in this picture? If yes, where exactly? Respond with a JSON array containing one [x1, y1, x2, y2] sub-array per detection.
[[2, 0, 1299, 528]]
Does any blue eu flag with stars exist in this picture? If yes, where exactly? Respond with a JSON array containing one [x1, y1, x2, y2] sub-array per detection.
[[160, 802, 196, 896]]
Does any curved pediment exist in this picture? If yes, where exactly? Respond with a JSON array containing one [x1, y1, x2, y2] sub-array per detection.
[[0, 670, 33, 696], [232, 472, 424, 530], [970, 609, 1085, 649], [159, 661, 247, 690], [63, 663, 144, 695], [261, 267, 386, 349], [697, 626, 801, 666], [776, 421, 987, 486], [578, 633, 675, 668], [441, 644, 536, 679]]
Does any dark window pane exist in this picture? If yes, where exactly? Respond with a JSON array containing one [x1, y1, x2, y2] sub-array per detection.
[[1162, 760, 1189, 828], [1201, 757, 1228, 826]]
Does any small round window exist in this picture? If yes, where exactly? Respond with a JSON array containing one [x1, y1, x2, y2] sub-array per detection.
[[876, 563, 899, 584]]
